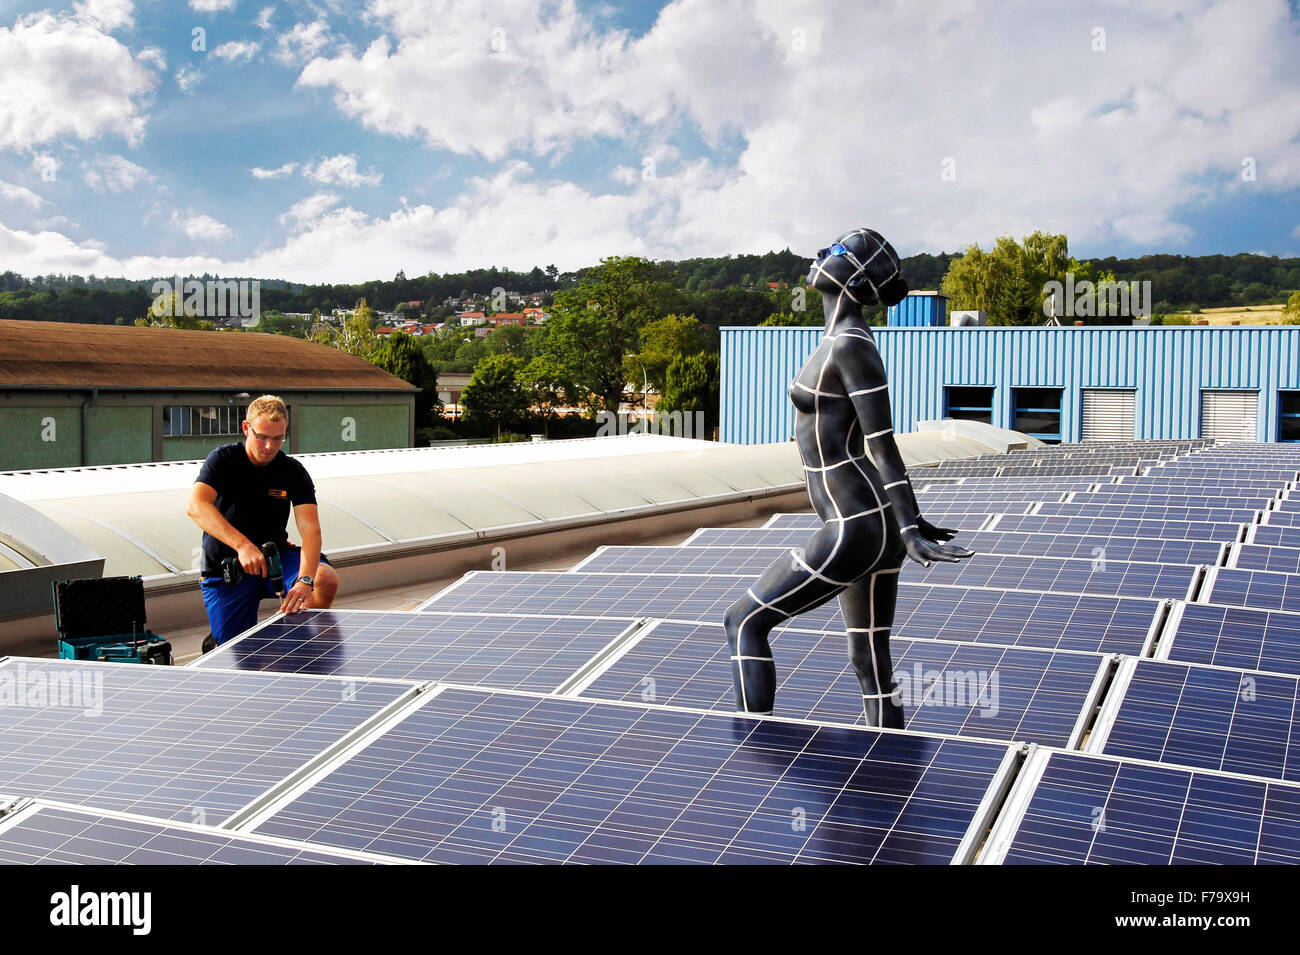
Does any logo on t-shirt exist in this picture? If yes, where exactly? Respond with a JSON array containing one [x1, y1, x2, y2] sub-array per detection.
[[267, 488, 288, 499]]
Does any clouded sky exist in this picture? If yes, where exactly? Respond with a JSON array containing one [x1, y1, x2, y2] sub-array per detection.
[[1, 0, 1298, 282]]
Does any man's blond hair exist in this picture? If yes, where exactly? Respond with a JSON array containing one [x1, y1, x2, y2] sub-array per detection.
[[246, 395, 288, 423]]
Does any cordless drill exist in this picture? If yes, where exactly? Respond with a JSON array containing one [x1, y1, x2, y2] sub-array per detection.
[[220, 543, 283, 595]]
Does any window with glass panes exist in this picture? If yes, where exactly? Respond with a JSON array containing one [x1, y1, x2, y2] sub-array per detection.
[[1011, 387, 1063, 443], [944, 386, 994, 424], [163, 406, 243, 437]]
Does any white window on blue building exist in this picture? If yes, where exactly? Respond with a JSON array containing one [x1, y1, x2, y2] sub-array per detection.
[[1200, 390, 1258, 441], [1081, 389, 1136, 441], [1012, 388, 1063, 443], [944, 386, 994, 424]]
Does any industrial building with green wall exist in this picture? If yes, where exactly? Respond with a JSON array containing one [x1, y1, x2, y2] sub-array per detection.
[[0, 320, 417, 471]]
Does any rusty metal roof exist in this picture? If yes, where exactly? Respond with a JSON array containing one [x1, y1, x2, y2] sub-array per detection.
[[0, 320, 417, 392]]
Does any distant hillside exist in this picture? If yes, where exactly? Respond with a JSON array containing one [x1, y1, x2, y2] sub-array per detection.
[[2, 249, 1297, 327]]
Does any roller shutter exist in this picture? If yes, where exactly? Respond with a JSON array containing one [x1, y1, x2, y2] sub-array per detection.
[[1200, 390, 1258, 441], [1080, 389, 1135, 441]]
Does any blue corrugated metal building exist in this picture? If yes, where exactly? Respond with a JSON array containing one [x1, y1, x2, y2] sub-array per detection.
[[887, 291, 949, 327], [720, 324, 1300, 445]]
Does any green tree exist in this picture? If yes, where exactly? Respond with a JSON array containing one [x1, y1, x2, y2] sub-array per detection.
[[486, 323, 531, 358], [658, 352, 720, 436], [337, 300, 378, 357], [1284, 290, 1300, 324], [138, 289, 216, 330], [257, 311, 309, 338], [941, 232, 1077, 325], [543, 256, 672, 413], [369, 331, 440, 426], [759, 311, 821, 327], [518, 354, 574, 438], [462, 354, 528, 438], [454, 337, 488, 366], [625, 314, 710, 393]]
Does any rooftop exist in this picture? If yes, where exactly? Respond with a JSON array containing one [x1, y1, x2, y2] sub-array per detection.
[[0, 319, 417, 392]]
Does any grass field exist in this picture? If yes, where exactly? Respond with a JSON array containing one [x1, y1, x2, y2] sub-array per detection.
[[1188, 304, 1290, 325]]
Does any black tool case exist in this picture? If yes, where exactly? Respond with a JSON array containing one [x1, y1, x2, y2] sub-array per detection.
[[52, 576, 172, 665]]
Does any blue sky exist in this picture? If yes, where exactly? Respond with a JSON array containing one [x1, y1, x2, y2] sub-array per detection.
[[1, 0, 1298, 282]]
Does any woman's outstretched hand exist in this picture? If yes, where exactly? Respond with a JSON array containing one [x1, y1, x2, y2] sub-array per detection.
[[901, 523, 975, 568]]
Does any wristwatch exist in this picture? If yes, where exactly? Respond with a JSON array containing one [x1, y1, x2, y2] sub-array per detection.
[[297, 575, 314, 590]]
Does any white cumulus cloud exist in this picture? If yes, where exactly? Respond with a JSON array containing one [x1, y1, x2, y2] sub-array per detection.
[[136, 45, 166, 70], [169, 209, 233, 242], [280, 191, 341, 227], [304, 154, 382, 187], [175, 65, 200, 92], [0, 13, 157, 150], [82, 154, 151, 193], [251, 161, 299, 179], [277, 20, 331, 64], [189, 0, 237, 12], [73, 0, 135, 31], [288, 0, 1300, 259], [0, 180, 45, 208], [212, 41, 260, 62]]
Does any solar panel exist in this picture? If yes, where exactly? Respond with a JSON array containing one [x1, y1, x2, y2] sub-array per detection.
[[996, 465, 1121, 477], [1115, 478, 1286, 491], [917, 489, 1068, 505], [1250, 524, 1300, 549], [1033, 501, 1258, 524], [1070, 491, 1275, 510], [573, 545, 1198, 601], [418, 572, 1164, 655], [1158, 601, 1300, 676], [1089, 658, 1300, 782], [1201, 566, 1300, 614], [1262, 510, 1300, 528], [926, 465, 1002, 477], [897, 551, 1197, 601], [1230, 543, 1300, 576], [958, 530, 1221, 566], [982, 749, 1300, 864], [250, 685, 1019, 864], [764, 511, 1007, 530], [686, 527, 1223, 565], [193, 610, 638, 692], [0, 800, 394, 864], [0, 658, 415, 824], [579, 619, 1108, 747], [918, 479, 1100, 491], [1155, 467, 1297, 482], [986, 513, 1244, 542]]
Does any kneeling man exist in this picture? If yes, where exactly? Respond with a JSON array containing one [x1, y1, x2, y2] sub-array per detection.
[[187, 394, 339, 650]]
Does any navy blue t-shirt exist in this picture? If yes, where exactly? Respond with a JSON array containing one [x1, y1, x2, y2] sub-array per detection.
[[195, 443, 316, 576]]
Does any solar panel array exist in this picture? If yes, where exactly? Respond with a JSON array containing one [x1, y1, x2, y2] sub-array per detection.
[[9, 438, 1300, 865], [574, 544, 1199, 601], [0, 801, 392, 864]]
